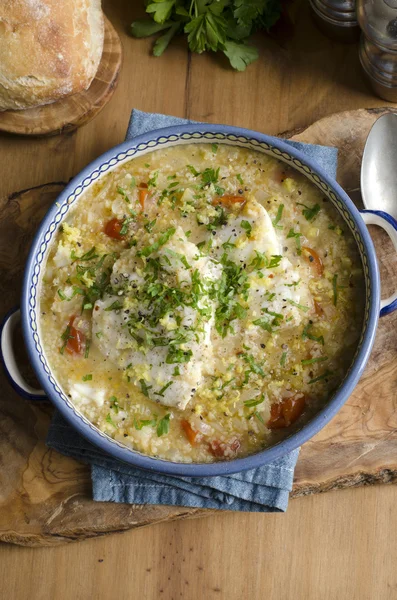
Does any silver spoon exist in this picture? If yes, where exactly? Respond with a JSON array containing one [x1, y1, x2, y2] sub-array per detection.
[[361, 112, 397, 221]]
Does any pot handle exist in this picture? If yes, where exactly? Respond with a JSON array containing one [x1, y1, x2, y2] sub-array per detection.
[[0, 307, 46, 400], [360, 209, 397, 317]]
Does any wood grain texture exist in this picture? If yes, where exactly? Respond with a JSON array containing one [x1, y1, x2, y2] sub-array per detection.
[[1, 0, 397, 594], [0, 17, 122, 137], [1, 106, 397, 547]]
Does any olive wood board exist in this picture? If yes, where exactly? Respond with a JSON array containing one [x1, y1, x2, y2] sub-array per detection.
[[1, 106, 397, 547], [0, 16, 122, 137]]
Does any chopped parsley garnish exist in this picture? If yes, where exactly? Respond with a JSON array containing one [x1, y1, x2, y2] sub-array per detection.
[[104, 300, 124, 311], [287, 299, 310, 312], [134, 417, 157, 430], [59, 325, 72, 355], [302, 323, 324, 345], [187, 165, 224, 194], [172, 366, 181, 376], [253, 411, 265, 425], [105, 413, 117, 428], [82, 373, 92, 381], [144, 218, 157, 233], [71, 252, 115, 314], [309, 370, 334, 384], [155, 381, 173, 397], [297, 202, 321, 222], [285, 279, 301, 287], [70, 246, 98, 263], [211, 254, 249, 337], [222, 238, 236, 250], [332, 273, 338, 306], [166, 347, 193, 364], [187, 164, 200, 177], [301, 356, 328, 365], [286, 228, 302, 255], [268, 255, 282, 269], [280, 351, 287, 367], [148, 171, 159, 188], [157, 414, 170, 437], [249, 251, 267, 270], [57, 289, 67, 301], [204, 205, 228, 230], [120, 217, 133, 236], [139, 380, 152, 397], [244, 394, 265, 408], [201, 167, 220, 186], [164, 248, 191, 269], [211, 143, 218, 153], [137, 226, 176, 257], [242, 353, 266, 377], [241, 220, 252, 237], [253, 309, 282, 333], [236, 173, 244, 185], [84, 339, 91, 358], [117, 186, 130, 203], [272, 203, 284, 228]]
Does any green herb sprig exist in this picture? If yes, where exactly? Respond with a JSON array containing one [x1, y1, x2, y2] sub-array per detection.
[[131, 0, 282, 71]]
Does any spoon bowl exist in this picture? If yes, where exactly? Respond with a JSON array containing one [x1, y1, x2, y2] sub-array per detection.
[[361, 112, 397, 220]]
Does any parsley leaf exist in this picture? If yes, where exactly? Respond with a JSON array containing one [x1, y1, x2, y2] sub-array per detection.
[[157, 414, 171, 437], [105, 413, 117, 428], [244, 394, 265, 408], [131, 0, 282, 71], [297, 202, 321, 222], [137, 227, 176, 257], [272, 203, 284, 228], [302, 323, 324, 345], [223, 41, 258, 71], [241, 220, 252, 238]]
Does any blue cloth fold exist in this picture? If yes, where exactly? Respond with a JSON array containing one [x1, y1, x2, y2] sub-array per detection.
[[46, 109, 338, 512]]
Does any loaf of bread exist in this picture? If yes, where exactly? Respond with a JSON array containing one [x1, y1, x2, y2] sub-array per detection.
[[0, 0, 104, 111]]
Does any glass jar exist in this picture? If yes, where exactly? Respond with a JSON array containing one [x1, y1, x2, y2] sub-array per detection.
[[357, 0, 397, 100], [310, 0, 359, 41]]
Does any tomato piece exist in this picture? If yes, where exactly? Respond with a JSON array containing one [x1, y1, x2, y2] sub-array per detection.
[[209, 439, 240, 457], [65, 317, 85, 355], [104, 218, 125, 240], [267, 394, 306, 429], [209, 441, 225, 457], [140, 182, 148, 189], [212, 195, 245, 208], [181, 420, 199, 445], [139, 188, 149, 209], [302, 246, 324, 276]]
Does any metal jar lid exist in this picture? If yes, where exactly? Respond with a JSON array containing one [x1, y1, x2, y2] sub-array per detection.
[[310, 0, 360, 41], [357, 0, 397, 101]]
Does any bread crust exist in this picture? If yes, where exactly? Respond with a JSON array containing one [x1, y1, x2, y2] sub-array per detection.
[[0, 0, 104, 111]]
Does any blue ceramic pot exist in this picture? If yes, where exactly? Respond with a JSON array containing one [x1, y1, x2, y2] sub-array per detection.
[[2, 124, 397, 476]]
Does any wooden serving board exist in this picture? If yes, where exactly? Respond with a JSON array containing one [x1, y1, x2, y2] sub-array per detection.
[[1, 107, 397, 547], [0, 16, 122, 137]]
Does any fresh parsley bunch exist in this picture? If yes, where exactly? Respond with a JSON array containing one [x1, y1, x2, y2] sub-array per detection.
[[131, 0, 282, 71]]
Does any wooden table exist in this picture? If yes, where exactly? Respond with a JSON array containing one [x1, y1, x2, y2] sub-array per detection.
[[1, 1, 397, 598]]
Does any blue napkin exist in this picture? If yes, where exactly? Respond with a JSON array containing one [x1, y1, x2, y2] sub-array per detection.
[[47, 110, 338, 512]]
